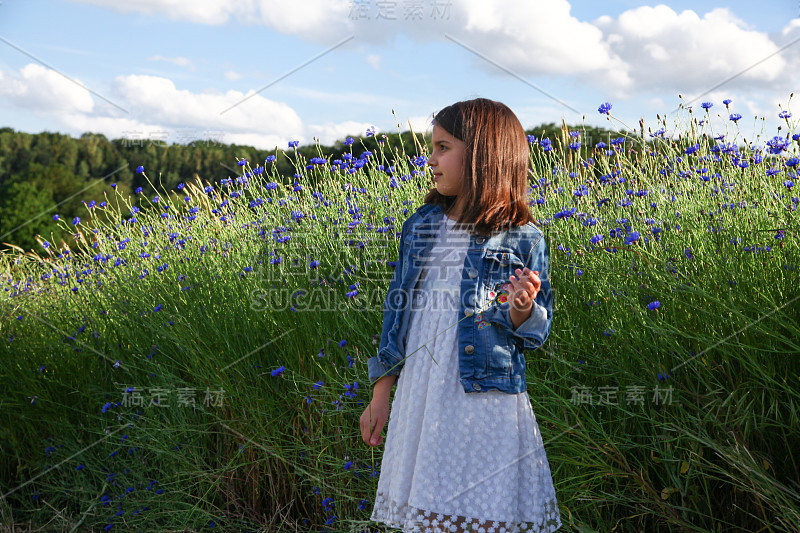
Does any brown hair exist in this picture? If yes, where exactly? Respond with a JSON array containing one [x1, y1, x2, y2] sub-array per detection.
[[423, 97, 537, 236]]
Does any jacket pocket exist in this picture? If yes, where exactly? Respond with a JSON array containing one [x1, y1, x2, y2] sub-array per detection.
[[482, 249, 525, 308], [483, 249, 525, 270]]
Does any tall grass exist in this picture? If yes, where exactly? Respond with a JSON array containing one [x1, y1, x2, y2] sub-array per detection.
[[1, 101, 799, 532]]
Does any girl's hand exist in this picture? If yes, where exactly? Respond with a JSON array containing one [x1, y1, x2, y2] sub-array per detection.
[[508, 267, 540, 312], [360, 396, 391, 447]]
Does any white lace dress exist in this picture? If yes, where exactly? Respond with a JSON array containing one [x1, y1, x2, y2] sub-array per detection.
[[370, 213, 562, 533]]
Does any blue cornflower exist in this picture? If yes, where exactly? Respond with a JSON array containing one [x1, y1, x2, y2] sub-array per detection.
[[72, 216, 80, 225], [271, 366, 285, 377], [647, 301, 661, 310], [135, 187, 142, 194], [527, 134, 536, 144], [569, 141, 581, 150], [366, 126, 376, 137], [339, 339, 347, 347], [344, 136, 355, 146], [701, 102, 713, 110], [596, 141, 606, 149], [590, 234, 603, 245], [237, 159, 247, 166], [266, 155, 276, 163], [624, 231, 640, 244], [135, 166, 144, 173], [42, 241, 50, 248], [288, 140, 299, 148], [729, 113, 742, 122], [779, 110, 791, 119], [554, 207, 577, 219], [767, 136, 789, 155], [540, 138, 552, 152], [598, 102, 612, 114], [723, 99, 732, 106], [786, 157, 799, 168]]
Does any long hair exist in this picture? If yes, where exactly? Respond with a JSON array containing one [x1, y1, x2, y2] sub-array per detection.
[[423, 98, 536, 236]]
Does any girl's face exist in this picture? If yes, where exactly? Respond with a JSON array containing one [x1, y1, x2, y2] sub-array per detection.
[[428, 123, 467, 211]]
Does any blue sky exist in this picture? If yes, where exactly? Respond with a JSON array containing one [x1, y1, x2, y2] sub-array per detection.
[[0, 0, 798, 150]]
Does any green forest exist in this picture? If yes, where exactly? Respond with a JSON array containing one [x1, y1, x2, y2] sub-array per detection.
[[0, 123, 621, 253]]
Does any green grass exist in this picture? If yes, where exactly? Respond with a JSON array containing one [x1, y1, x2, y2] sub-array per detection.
[[1, 105, 799, 532]]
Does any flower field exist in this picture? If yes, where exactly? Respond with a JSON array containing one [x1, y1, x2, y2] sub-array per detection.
[[1, 99, 798, 532]]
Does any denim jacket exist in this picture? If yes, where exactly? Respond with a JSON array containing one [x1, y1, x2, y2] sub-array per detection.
[[367, 202, 553, 394]]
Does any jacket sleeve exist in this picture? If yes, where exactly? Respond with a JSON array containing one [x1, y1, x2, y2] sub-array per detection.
[[492, 233, 553, 351], [367, 217, 409, 386]]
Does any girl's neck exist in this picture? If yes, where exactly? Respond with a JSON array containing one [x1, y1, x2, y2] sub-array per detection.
[[446, 198, 466, 221]]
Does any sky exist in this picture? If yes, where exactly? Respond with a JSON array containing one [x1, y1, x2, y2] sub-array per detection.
[[0, 0, 798, 151]]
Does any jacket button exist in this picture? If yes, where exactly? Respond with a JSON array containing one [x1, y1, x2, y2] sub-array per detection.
[[476, 237, 486, 244], [464, 308, 474, 317], [464, 345, 475, 354], [468, 268, 478, 278], [472, 383, 481, 390]]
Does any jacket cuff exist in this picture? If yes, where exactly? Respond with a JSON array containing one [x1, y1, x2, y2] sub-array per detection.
[[496, 300, 548, 350], [367, 354, 402, 386]]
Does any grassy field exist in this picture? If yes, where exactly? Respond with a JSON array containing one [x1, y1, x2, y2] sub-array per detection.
[[1, 102, 799, 532]]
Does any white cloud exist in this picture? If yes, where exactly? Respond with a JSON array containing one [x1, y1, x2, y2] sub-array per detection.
[[306, 120, 374, 145], [0, 64, 374, 149], [68, 0, 353, 40], [594, 6, 786, 97], [224, 70, 244, 81], [366, 54, 381, 70], [68, 0, 238, 25], [109, 74, 305, 141], [458, 0, 627, 80], [148, 55, 195, 69], [397, 114, 433, 135], [0, 64, 95, 113]]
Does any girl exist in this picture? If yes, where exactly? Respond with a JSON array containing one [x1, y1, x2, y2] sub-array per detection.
[[360, 98, 561, 533]]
